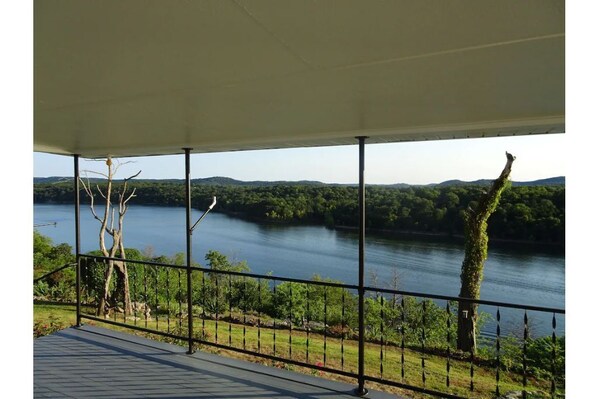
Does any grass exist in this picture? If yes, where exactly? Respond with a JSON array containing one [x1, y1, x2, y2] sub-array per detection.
[[34, 303, 561, 399]]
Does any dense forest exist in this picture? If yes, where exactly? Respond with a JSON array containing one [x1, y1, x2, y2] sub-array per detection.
[[34, 180, 564, 246]]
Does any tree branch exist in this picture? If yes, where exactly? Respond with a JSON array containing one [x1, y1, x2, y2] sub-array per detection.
[[110, 207, 115, 233], [81, 169, 109, 179], [96, 184, 107, 200], [113, 159, 136, 175], [79, 177, 103, 224], [124, 170, 142, 182], [124, 188, 137, 205]]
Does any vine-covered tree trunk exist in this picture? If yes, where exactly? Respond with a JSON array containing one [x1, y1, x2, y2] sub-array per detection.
[[457, 152, 515, 353]]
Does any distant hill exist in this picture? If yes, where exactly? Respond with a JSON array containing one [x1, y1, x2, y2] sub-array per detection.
[[34, 176, 73, 184], [190, 176, 328, 187], [512, 176, 565, 186], [434, 176, 565, 187], [34, 175, 565, 187]]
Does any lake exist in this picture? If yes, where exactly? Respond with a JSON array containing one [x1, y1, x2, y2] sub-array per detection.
[[34, 203, 565, 337]]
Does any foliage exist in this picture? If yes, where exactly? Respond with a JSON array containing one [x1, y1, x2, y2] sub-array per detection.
[[33, 231, 76, 301], [478, 335, 565, 382], [34, 231, 75, 275], [525, 335, 565, 381]]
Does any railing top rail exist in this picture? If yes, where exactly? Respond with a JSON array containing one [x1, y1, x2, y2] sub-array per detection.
[[365, 285, 565, 314], [78, 254, 359, 290]]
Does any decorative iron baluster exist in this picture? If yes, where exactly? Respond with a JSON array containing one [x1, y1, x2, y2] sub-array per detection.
[[380, 294, 384, 378], [166, 268, 170, 333], [446, 301, 451, 388], [401, 296, 406, 382], [155, 266, 159, 330], [132, 264, 138, 326], [257, 278, 261, 353], [551, 313, 557, 398], [243, 275, 247, 350], [523, 311, 528, 399], [114, 263, 118, 323], [202, 271, 206, 340], [229, 273, 232, 347], [324, 286, 328, 366], [144, 265, 148, 328], [341, 289, 345, 371], [122, 263, 127, 323], [422, 300, 426, 387], [306, 283, 310, 363], [84, 259, 90, 312], [215, 275, 219, 344], [289, 283, 293, 359], [496, 307, 501, 397], [178, 269, 182, 332], [273, 281, 277, 356]]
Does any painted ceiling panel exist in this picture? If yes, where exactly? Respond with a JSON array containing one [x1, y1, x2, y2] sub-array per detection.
[[34, 0, 565, 157]]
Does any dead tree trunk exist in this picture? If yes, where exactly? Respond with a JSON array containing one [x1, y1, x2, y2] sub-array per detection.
[[456, 152, 515, 353], [80, 158, 139, 317]]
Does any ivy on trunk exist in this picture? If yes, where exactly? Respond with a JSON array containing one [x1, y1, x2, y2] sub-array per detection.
[[457, 152, 515, 353]]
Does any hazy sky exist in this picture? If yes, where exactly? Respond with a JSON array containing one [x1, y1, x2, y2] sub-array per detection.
[[34, 133, 565, 184]]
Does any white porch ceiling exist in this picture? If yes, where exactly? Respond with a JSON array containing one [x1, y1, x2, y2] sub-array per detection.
[[34, 0, 565, 158]]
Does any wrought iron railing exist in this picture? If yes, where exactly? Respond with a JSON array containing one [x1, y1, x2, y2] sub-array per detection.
[[72, 254, 564, 399]]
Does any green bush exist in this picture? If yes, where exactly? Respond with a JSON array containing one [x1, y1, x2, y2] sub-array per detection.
[[478, 334, 565, 383]]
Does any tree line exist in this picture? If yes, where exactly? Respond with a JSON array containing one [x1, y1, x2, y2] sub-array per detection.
[[34, 181, 564, 246]]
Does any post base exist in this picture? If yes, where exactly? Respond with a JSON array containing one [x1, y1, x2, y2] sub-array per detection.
[[353, 387, 368, 397]]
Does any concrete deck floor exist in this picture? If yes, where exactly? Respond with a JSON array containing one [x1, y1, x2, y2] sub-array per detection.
[[34, 325, 405, 398]]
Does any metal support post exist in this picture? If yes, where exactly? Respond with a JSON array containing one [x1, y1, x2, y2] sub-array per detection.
[[355, 136, 368, 396], [74, 154, 82, 327], [184, 148, 194, 354]]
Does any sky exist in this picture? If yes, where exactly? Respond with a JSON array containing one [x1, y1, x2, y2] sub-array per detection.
[[33, 133, 566, 184]]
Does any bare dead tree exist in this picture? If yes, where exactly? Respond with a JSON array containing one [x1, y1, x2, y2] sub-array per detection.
[[80, 157, 141, 317], [456, 152, 515, 353]]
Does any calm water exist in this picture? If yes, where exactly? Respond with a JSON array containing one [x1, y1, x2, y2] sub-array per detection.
[[34, 203, 565, 337]]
